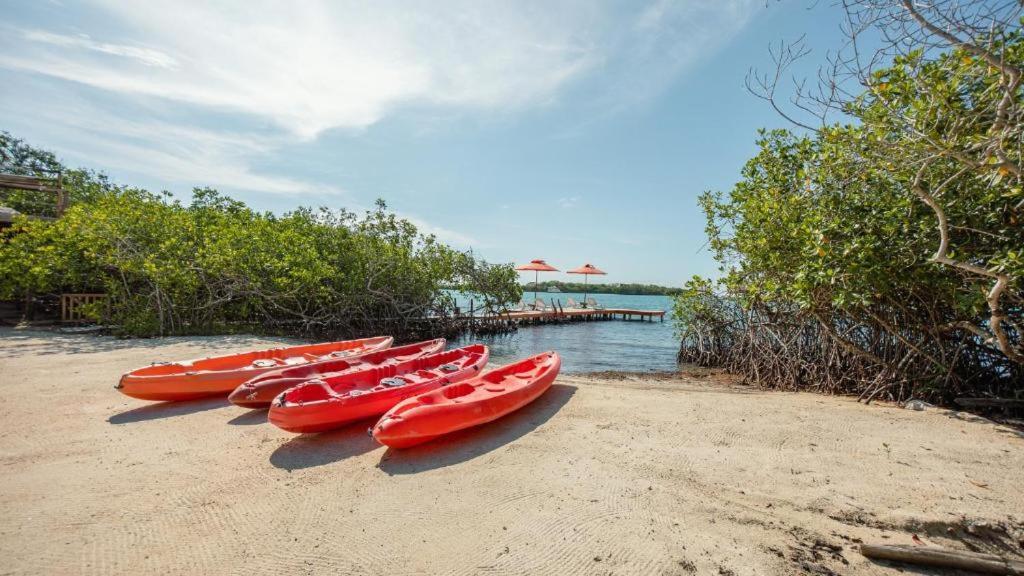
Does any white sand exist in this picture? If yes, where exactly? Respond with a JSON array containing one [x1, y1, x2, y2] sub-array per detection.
[[1, 328, 1022, 575]]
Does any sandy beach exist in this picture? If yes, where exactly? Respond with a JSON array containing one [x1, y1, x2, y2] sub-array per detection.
[[1, 327, 1022, 575]]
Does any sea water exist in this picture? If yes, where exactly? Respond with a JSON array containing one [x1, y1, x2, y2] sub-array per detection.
[[450, 292, 679, 373]]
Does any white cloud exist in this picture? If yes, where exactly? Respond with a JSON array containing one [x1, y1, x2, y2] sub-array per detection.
[[2, 1, 612, 140], [1, 90, 336, 197], [557, 196, 581, 209], [550, 0, 759, 138], [1, 1, 758, 139], [399, 213, 479, 249], [74, 134, 334, 196], [21, 30, 178, 69]]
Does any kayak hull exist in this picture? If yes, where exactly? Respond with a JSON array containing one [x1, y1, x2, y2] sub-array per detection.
[[372, 351, 560, 449], [268, 345, 488, 434], [117, 336, 393, 402], [228, 339, 446, 409]]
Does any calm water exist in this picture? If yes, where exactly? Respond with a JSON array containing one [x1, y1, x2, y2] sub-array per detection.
[[450, 292, 680, 373]]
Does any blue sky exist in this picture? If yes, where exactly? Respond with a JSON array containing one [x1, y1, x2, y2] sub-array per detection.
[[0, 1, 850, 286]]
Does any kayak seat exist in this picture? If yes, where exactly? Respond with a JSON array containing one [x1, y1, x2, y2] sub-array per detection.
[[285, 380, 331, 403], [442, 383, 475, 400], [252, 359, 279, 368]]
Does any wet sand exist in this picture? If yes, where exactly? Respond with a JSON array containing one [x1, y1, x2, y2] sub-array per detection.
[[1, 328, 1022, 575]]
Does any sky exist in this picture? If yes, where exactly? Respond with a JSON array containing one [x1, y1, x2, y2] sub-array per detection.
[[0, 0, 853, 286]]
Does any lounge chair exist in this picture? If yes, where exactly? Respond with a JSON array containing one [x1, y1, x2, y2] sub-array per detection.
[[585, 297, 603, 309], [533, 298, 549, 311], [565, 297, 581, 308], [512, 302, 529, 312]]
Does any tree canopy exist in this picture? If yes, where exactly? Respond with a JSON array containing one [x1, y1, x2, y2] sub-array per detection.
[[675, 6, 1022, 403], [0, 133, 521, 338]]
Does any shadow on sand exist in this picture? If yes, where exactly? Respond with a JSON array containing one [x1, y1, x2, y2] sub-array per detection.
[[108, 397, 229, 424], [227, 409, 269, 426], [942, 410, 1024, 440], [269, 421, 381, 471], [376, 383, 576, 475]]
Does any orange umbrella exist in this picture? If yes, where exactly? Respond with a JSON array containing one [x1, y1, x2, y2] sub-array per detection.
[[515, 259, 559, 303], [567, 263, 606, 306]]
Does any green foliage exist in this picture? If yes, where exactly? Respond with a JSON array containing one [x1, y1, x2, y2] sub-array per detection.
[[457, 255, 523, 314], [0, 138, 519, 338], [676, 32, 1023, 401], [671, 277, 722, 336], [700, 127, 963, 311]]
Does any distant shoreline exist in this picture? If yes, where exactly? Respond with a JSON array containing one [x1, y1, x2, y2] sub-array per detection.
[[519, 281, 681, 297]]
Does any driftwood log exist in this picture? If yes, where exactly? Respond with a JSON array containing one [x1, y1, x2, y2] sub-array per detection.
[[860, 544, 1024, 575]]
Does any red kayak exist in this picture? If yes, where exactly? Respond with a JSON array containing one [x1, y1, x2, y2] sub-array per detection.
[[372, 351, 561, 449], [228, 339, 445, 408], [117, 336, 393, 402], [268, 344, 489, 434]]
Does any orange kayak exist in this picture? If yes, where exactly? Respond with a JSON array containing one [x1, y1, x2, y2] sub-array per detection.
[[116, 336, 392, 402], [268, 344, 489, 434], [372, 351, 561, 449], [228, 339, 446, 409]]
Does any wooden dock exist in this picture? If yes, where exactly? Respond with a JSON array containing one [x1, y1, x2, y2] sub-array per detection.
[[448, 300, 667, 335], [452, 308, 666, 333], [502, 307, 665, 322]]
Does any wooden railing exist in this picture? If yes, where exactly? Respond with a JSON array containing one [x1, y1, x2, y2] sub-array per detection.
[[0, 171, 67, 217], [60, 293, 106, 323]]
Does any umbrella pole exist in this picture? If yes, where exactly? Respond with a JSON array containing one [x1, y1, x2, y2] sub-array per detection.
[[534, 270, 539, 304]]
